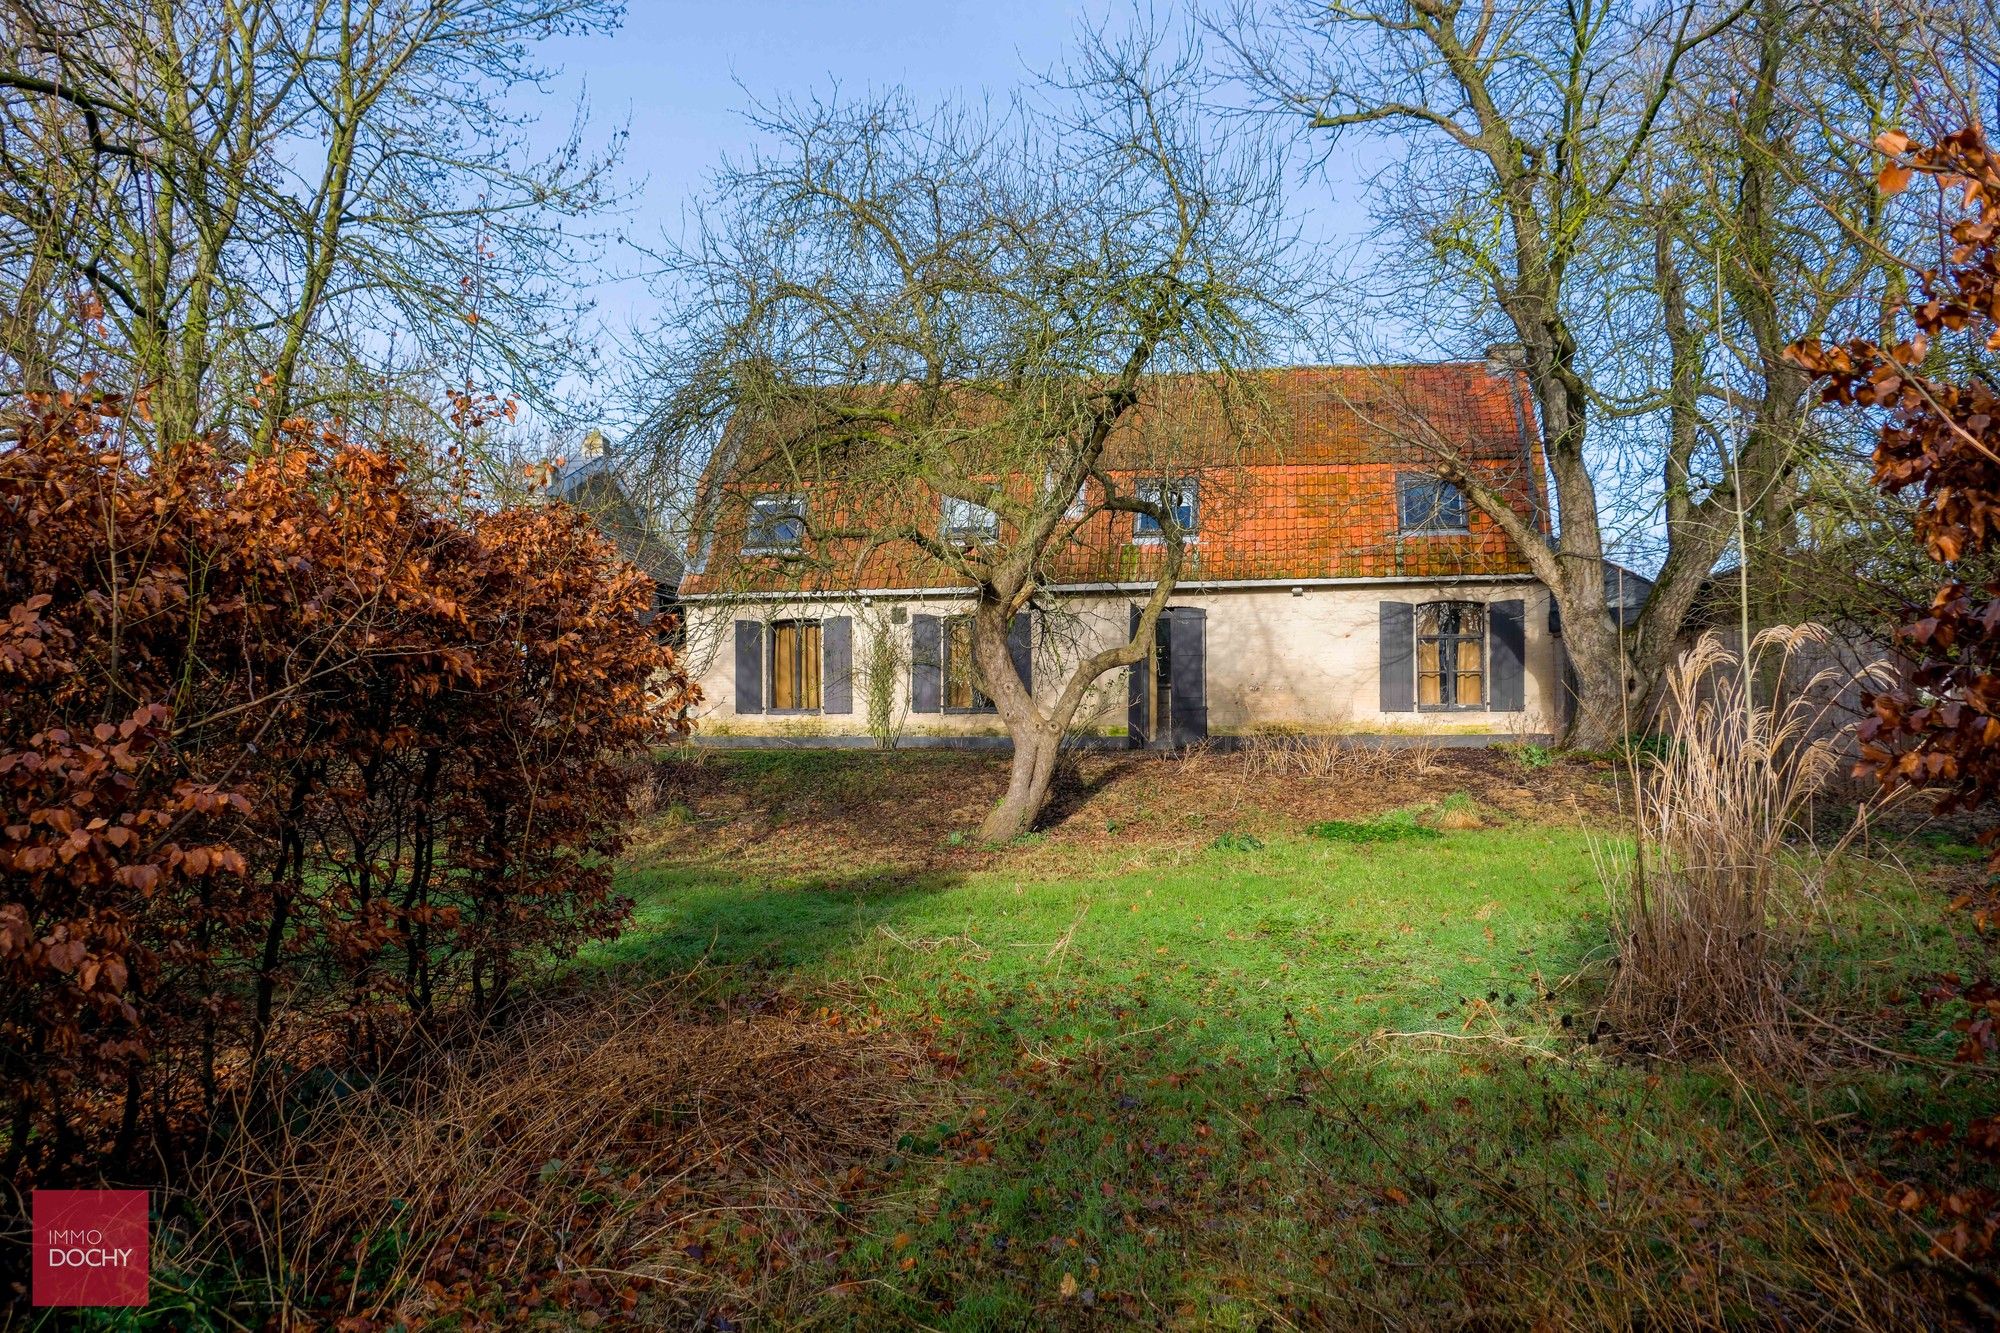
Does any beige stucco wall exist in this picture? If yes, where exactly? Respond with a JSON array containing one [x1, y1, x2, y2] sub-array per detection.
[[681, 580, 1561, 742]]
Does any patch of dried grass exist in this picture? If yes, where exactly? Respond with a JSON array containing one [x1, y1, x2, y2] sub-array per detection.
[[166, 981, 934, 1327], [1242, 733, 1445, 783], [1171, 736, 1222, 778], [1281, 1018, 1978, 1330]]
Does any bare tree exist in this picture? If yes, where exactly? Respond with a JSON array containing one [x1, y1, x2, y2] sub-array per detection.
[[1224, 0, 1920, 747], [636, 28, 1296, 839], [0, 0, 627, 450]]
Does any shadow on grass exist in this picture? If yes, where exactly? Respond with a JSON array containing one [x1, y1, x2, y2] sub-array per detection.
[[592, 863, 972, 981], [1032, 752, 1149, 832], [581, 825, 1987, 1327]]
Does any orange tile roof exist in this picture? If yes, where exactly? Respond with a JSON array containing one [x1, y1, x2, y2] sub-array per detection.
[[681, 363, 1547, 595]]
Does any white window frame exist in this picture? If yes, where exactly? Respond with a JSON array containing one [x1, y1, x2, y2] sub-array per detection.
[[1397, 474, 1470, 535], [745, 493, 807, 554], [940, 496, 1000, 544], [1133, 478, 1198, 542]]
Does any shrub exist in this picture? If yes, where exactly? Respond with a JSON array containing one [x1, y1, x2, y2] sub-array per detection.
[[1790, 127, 2000, 824], [1511, 742, 1554, 770], [0, 398, 696, 1193]]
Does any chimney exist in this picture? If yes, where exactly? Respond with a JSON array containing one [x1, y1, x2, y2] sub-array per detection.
[[580, 428, 607, 460], [1485, 343, 1527, 375]]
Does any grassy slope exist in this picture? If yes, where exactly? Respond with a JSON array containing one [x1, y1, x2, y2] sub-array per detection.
[[598, 752, 1993, 1328]]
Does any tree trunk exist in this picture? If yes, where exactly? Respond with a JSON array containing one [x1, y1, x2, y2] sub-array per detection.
[[1552, 566, 1692, 752], [1548, 555, 1647, 752], [1563, 662, 1633, 752], [980, 724, 1062, 841]]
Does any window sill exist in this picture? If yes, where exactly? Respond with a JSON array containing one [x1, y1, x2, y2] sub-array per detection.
[[742, 547, 804, 557], [1396, 529, 1471, 539], [765, 708, 824, 716], [942, 707, 998, 716], [1130, 534, 1200, 546], [1416, 703, 1487, 713]]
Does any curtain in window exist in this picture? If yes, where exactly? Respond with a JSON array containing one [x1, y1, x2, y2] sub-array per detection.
[[1416, 635, 1444, 706], [1415, 602, 1485, 708], [1454, 634, 1484, 705], [944, 616, 988, 710], [770, 620, 822, 710]]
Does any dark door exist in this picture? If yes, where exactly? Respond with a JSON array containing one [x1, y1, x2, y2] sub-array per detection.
[[1167, 607, 1208, 745], [1129, 606, 1207, 749]]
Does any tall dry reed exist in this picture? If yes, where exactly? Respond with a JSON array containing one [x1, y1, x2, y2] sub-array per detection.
[[1600, 625, 1865, 1069]]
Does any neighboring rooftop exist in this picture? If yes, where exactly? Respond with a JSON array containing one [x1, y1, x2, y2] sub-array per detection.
[[546, 432, 686, 593]]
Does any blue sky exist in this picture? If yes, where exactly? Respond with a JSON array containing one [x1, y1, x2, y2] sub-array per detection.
[[525, 0, 1392, 354], [512, 5, 1682, 572]]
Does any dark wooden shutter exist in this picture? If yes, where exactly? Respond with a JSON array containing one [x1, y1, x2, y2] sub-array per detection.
[[734, 620, 764, 714], [1379, 601, 1414, 713], [911, 613, 941, 713], [822, 615, 853, 714], [1168, 608, 1207, 744], [1007, 612, 1032, 695], [1127, 604, 1148, 746], [1490, 598, 1526, 712]]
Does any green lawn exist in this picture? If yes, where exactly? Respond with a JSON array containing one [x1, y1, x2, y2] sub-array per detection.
[[599, 774, 1991, 1329]]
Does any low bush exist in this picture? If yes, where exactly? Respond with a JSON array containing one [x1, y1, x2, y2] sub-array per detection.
[[1511, 741, 1555, 769], [0, 398, 696, 1205]]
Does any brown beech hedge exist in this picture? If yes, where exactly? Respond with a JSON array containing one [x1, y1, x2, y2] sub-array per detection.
[[1791, 126, 2000, 816], [0, 396, 696, 1187]]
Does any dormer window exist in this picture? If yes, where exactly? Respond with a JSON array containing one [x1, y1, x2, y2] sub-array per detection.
[[1134, 478, 1198, 538], [745, 494, 806, 553], [1398, 475, 1468, 534], [941, 496, 999, 544]]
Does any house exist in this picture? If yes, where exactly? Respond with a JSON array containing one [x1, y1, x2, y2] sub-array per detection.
[[676, 361, 1567, 747], [545, 430, 685, 634]]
